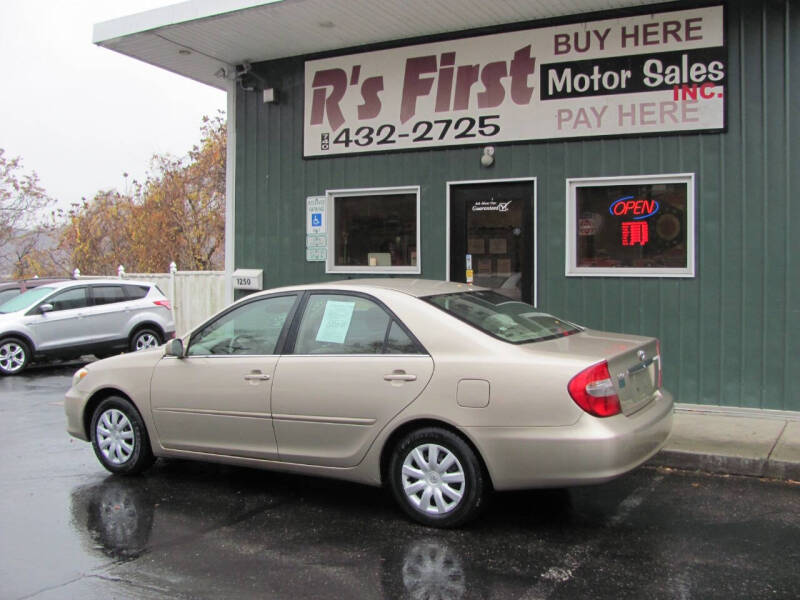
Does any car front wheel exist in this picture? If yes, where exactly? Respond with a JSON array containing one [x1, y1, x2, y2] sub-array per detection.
[[90, 396, 155, 474], [388, 427, 489, 528], [0, 337, 30, 376], [130, 328, 161, 352]]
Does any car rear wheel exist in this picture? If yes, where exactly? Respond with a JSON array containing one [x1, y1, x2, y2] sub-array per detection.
[[0, 337, 30, 376], [130, 328, 161, 352], [388, 427, 488, 528], [90, 396, 155, 475]]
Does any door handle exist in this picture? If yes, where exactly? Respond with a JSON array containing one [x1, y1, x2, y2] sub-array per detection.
[[384, 371, 417, 382], [244, 372, 270, 381]]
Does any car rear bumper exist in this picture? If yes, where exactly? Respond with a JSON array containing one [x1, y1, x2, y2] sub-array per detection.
[[466, 390, 674, 491]]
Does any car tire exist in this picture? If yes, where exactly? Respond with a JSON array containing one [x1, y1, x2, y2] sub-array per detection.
[[130, 328, 162, 352], [90, 396, 155, 475], [0, 337, 30, 376], [388, 427, 489, 528]]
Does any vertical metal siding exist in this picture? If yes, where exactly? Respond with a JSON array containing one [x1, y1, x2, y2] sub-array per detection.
[[236, 0, 800, 411]]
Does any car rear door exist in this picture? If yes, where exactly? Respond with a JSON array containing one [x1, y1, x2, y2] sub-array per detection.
[[83, 285, 129, 344], [271, 292, 434, 467]]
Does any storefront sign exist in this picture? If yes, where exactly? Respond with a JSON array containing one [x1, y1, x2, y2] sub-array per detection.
[[304, 5, 725, 157]]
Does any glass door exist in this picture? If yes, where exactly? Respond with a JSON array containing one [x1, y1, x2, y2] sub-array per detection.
[[449, 180, 535, 303]]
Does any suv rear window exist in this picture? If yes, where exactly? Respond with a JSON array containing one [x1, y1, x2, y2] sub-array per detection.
[[424, 290, 581, 344], [124, 285, 150, 299]]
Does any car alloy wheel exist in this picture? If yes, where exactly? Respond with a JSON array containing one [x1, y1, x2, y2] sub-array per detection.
[[389, 427, 488, 528], [131, 329, 160, 352], [0, 338, 29, 375], [90, 396, 155, 475]]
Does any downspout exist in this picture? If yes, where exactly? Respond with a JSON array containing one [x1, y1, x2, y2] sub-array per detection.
[[224, 79, 237, 304]]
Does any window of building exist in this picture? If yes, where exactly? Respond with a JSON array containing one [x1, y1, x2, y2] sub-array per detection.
[[326, 186, 420, 274], [566, 174, 695, 277]]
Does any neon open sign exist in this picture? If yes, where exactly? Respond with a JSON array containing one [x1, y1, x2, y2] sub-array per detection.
[[609, 196, 660, 220]]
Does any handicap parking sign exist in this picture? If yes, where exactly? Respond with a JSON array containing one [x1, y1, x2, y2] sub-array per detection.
[[311, 212, 322, 227]]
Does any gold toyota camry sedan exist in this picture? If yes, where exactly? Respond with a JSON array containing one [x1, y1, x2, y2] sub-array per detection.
[[65, 279, 673, 527]]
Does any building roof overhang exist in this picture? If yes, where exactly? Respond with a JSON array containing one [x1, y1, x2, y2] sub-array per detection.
[[93, 0, 665, 90]]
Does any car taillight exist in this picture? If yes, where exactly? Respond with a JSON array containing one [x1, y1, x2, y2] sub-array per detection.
[[567, 361, 621, 418], [154, 300, 171, 311], [656, 340, 662, 388]]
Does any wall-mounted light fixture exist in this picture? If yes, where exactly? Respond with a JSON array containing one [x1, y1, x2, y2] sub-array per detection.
[[480, 146, 495, 167]]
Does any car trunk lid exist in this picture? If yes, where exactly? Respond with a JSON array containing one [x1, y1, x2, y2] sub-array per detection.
[[522, 330, 661, 416]]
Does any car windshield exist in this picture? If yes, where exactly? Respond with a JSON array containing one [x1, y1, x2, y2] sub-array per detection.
[[424, 290, 582, 344], [0, 286, 55, 314]]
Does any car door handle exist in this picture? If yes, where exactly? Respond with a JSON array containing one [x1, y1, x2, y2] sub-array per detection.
[[244, 372, 270, 381], [384, 372, 417, 382]]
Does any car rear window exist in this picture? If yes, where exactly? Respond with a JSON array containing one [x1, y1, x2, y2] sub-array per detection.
[[424, 290, 582, 344], [124, 285, 150, 300]]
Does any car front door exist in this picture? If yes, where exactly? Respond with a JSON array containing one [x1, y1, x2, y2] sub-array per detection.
[[25, 286, 91, 352], [271, 292, 434, 467], [149, 293, 299, 459]]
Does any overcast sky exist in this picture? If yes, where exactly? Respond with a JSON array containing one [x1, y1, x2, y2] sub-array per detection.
[[0, 1, 225, 211]]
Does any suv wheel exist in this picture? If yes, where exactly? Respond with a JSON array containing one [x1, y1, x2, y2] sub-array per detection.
[[0, 338, 30, 376], [130, 328, 161, 352]]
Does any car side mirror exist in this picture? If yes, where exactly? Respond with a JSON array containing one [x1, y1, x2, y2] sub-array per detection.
[[39, 303, 54, 314], [165, 338, 184, 358]]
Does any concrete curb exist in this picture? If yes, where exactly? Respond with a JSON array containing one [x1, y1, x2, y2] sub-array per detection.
[[648, 449, 800, 482]]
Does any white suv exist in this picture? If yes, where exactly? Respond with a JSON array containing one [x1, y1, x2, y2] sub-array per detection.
[[0, 279, 175, 375]]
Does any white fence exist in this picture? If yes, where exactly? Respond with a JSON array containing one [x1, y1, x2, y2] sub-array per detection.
[[79, 268, 227, 337]]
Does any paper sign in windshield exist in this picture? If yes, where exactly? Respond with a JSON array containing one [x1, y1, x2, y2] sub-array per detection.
[[316, 301, 355, 344]]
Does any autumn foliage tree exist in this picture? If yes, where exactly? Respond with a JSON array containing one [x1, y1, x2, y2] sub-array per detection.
[[0, 149, 55, 277], [61, 113, 226, 274]]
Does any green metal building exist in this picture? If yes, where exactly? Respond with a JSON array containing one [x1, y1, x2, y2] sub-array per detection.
[[96, 0, 798, 412]]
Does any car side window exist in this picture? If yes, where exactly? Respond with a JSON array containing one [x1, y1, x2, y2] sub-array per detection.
[[187, 294, 297, 356], [46, 287, 89, 312], [293, 294, 412, 355], [92, 286, 127, 306], [124, 285, 149, 300], [384, 321, 419, 354]]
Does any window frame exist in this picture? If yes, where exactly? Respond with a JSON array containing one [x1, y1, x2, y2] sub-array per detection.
[[325, 185, 422, 275], [565, 173, 696, 278], [284, 290, 427, 356]]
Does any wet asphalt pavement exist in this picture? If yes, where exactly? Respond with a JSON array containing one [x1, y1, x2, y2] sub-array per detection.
[[1, 367, 798, 600]]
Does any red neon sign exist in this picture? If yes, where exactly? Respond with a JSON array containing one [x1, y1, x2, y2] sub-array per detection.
[[621, 221, 649, 246]]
